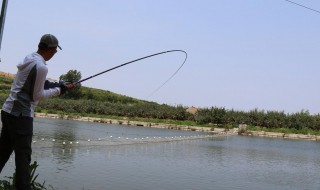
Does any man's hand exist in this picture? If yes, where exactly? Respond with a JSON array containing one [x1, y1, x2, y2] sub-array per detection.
[[60, 82, 76, 95]]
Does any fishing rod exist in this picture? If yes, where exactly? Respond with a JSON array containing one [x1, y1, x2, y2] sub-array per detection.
[[0, 0, 8, 61], [75, 50, 187, 97]]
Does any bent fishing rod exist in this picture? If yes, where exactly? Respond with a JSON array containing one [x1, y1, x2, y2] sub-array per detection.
[[74, 50, 187, 97]]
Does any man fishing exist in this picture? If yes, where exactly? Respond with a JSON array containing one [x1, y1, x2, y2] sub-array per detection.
[[0, 34, 75, 190]]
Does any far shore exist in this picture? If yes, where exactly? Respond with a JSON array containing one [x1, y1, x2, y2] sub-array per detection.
[[34, 112, 320, 142]]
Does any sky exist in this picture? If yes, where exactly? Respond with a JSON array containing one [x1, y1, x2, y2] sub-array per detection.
[[1, 0, 320, 114]]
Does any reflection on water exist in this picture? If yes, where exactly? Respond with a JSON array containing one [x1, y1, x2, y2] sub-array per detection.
[[1, 118, 320, 190]]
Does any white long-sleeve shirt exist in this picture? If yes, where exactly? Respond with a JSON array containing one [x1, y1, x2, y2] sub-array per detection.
[[2, 52, 61, 117]]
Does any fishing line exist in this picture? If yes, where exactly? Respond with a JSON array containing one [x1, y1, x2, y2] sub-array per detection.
[[284, 0, 320, 14], [75, 50, 187, 97]]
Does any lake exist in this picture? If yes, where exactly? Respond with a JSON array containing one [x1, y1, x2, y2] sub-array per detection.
[[1, 117, 320, 190]]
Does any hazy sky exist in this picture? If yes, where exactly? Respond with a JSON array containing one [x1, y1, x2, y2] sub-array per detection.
[[1, 0, 320, 114]]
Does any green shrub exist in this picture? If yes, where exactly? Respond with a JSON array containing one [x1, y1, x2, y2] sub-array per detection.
[[0, 162, 54, 190]]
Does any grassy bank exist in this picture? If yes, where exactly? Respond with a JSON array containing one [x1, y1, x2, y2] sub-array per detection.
[[247, 125, 320, 136], [38, 110, 320, 136]]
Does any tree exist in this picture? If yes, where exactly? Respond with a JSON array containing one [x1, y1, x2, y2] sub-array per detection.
[[59, 70, 82, 99], [59, 70, 81, 83]]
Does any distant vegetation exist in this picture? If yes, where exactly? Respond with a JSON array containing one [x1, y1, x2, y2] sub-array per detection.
[[195, 107, 320, 135], [0, 72, 320, 135]]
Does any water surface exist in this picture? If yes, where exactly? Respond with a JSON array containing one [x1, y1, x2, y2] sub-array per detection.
[[1, 118, 320, 190]]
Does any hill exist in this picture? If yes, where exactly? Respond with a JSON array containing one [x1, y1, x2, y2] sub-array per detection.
[[0, 72, 192, 121], [0, 71, 15, 78], [0, 71, 144, 104]]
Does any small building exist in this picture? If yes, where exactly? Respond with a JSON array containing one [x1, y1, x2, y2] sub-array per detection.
[[186, 106, 198, 115]]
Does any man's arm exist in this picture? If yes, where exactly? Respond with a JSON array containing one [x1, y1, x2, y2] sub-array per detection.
[[33, 65, 60, 101]]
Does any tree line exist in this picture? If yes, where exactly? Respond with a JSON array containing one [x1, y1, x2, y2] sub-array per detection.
[[195, 107, 320, 131]]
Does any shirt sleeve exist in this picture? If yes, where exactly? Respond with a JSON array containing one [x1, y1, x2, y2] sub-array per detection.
[[44, 80, 61, 89], [33, 65, 61, 101]]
